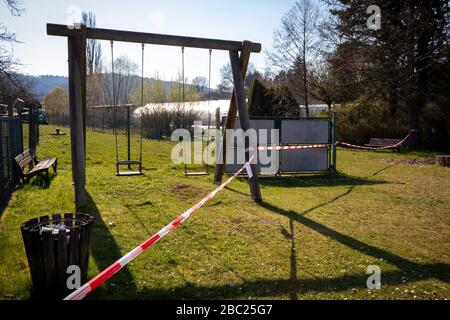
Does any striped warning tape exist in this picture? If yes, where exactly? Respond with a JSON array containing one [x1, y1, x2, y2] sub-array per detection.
[[64, 156, 255, 300], [336, 131, 411, 150], [255, 144, 329, 151]]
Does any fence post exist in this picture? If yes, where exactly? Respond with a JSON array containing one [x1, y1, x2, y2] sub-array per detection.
[[215, 107, 220, 130], [127, 105, 131, 167], [36, 107, 40, 146], [332, 112, 337, 172], [6, 96, 15, 187], [29, 106, 36, 151]]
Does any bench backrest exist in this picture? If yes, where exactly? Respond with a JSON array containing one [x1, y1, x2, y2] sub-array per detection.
[[15, 149, 36, 170], [368, 138, 402, 146]]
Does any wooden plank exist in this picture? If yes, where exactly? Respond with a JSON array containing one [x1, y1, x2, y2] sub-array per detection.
[[57, 229, 68, 297], [228, 50, 262, 203], [69, 225, 80, 268], [29, 228, 45, 294], [20, 223, 39, 291], [214, 42, 252, 183], [68, 28, 87, 209], [79, 220, 90, 284], [42, 229, 56, 297], [64, 213, 73, 227], [47, 24, 261, 53]]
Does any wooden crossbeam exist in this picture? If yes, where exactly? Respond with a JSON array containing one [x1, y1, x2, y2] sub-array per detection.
[[47, 24, 261, 53]]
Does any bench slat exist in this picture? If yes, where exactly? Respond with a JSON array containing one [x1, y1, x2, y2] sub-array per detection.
[[30, 158, 56, 173], [15, 149, 34, 169]]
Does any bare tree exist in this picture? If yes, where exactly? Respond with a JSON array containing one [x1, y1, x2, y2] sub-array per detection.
[[101, 56, 138, 106], [309, 59, 338, 111], [217, 62, 258, 96], [82, 12, 103, 107], [0, 0, 34, 101], [268, 0, 321, 117], [192, 76, 207, 97], [82, 11, 102, 75], [3, 0, 24, 16], [218, 63, 233, 94]]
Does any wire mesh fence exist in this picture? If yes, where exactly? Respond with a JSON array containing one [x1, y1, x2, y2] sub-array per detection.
[[0, 102, 220, 206], [0, 116, 24, 206], [37, 108, 217, 179]]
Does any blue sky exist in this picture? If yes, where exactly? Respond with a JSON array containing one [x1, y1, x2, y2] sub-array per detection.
[[2, 0, 298, 87]]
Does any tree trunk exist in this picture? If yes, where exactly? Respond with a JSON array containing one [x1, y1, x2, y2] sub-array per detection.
[[302, 15, 309, 118], [303, 66, 309, 118], [407, 99, 421, 149]]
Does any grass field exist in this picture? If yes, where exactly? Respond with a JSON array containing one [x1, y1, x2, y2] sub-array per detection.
[[0, 125, 449, 300]]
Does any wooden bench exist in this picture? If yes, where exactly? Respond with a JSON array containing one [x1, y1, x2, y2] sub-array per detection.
[[15, 149, 57, 183], [364, 138, 403, 150]]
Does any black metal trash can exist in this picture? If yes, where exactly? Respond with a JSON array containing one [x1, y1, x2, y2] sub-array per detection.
[[21, 213, 94, 299]]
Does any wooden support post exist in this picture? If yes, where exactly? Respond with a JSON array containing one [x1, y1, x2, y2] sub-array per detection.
[[228, 50, 262, 203], [68, 26, 87, 209], [28, 106, 37, 151], [7, 95, 13, 117], [215, 107, 220, 130], [214, 41, 252, 184]]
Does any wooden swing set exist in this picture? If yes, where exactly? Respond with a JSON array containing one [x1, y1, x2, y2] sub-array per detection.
[[47, 23, 263, 209]]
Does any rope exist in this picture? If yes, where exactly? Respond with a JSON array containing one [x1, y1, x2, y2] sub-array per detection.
[[336, 131, 412, 150], [207, 49, 212, 129], [181, 46, 185, 102], [206, 49, 212, 169], [111, 41, 119, 164], [181, 46, 187, 175], [139, 43, 144, 163]]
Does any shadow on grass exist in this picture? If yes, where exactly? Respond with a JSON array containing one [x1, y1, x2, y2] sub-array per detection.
[[0, 174, 57, 218], [14, 172, 58, 190], [132, 262, 449, 299], [372, 164, 396, 176], [259, 172, 389, 189], [118, 196, 449, 299], [280, 218, 298, 300], [80, 192, 137, 298]]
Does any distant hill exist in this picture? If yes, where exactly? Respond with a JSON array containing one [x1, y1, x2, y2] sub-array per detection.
[[25, 75, 68, 101], [27, 74, 227, 102]]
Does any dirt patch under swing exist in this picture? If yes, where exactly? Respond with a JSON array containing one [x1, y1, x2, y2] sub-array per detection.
[[169, 183, 206, 200]]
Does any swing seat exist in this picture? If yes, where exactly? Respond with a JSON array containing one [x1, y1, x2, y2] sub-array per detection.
[[117, 160, 142, 165], [116, 160, 143, 176], [116, 171, 142, 176], [184, 171, 209, 176]]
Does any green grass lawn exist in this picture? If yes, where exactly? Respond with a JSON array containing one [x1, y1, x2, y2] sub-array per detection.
[[0, 125, 449, 300]]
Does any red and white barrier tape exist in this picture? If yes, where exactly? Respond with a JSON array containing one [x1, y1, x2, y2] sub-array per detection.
[[255, 144, 329, 151], [336, 132, 411, 150], [64, 156, 254, 300]]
